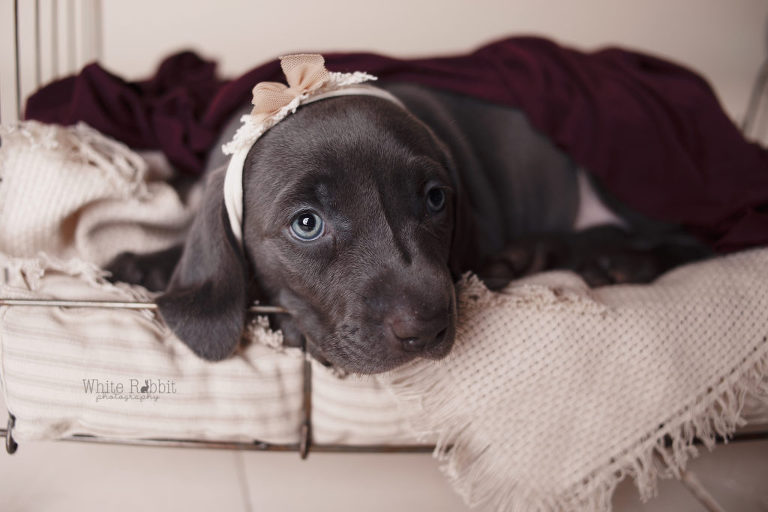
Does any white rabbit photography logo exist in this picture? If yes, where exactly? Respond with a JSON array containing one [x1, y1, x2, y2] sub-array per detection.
[[82, 378, 177, 403]]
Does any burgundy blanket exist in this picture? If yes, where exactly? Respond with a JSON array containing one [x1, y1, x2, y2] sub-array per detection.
[[25, 37, 768, 252]]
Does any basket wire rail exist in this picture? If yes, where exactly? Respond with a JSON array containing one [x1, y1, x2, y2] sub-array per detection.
[[1, 0, 767, 459]]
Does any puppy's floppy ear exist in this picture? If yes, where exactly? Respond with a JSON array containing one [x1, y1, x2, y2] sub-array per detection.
[[156, 168, 247, 361], [433, 140, 482, 279], [448, 183, 481, 279]]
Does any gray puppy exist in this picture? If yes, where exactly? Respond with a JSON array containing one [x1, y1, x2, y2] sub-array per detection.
[[109, 83, 710, 373]]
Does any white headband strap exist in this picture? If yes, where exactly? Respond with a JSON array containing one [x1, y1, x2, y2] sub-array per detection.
[[221, 64, 403, 246]]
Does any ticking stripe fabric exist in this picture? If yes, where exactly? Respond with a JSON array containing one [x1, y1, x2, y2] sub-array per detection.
[[0, 254, 421, 445], [0, 256, 302, 443]]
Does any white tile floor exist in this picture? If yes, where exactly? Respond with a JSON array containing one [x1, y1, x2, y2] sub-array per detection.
[[612, 439, 768, 512], [0, 432, 766, 511]]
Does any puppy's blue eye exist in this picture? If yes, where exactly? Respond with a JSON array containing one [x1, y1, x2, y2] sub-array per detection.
[[426, 187, 446, 213], [290, 211, 324, 241]]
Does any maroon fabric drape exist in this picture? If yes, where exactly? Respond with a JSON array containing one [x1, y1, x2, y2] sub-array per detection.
[[25, 37, 768, 252]]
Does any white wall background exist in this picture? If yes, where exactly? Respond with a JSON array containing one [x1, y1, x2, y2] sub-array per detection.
[[2, 0, 768, 127], [97, 0, 768, 124]]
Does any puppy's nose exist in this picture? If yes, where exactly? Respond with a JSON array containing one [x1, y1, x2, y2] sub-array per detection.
[[390, 315, 449, 353]]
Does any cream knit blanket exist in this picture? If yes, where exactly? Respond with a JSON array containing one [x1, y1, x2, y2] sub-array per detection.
[[1, 121, 767, 511], [0, 121, 199, 267]]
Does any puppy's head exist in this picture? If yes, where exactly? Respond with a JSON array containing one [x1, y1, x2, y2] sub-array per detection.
[[159, 95, 461, 374]]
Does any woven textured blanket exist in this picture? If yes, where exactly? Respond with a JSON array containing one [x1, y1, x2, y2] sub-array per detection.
[[1, 121, 767, 511], [383, 261, 768, 510]]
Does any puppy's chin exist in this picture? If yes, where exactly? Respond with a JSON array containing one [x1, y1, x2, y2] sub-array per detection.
[[319, 350, 418, 375], [312, 324, 457, 375], [333, 353, 420, 375]]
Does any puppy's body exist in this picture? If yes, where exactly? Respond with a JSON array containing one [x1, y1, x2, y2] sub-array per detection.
[[109, 83, 710, 373], [384, 83, 581, 251]]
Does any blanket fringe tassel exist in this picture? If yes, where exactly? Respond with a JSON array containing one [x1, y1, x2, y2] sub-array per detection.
[[387, 337, 768, 512]]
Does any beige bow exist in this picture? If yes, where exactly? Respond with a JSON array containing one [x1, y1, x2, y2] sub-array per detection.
[[250, 54, 330, 120]]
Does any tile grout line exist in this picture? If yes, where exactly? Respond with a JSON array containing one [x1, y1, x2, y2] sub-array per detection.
[[678, 468, 727, 512], [234, 450, 253, 512]]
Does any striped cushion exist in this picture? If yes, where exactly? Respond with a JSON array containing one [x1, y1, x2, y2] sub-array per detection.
[[0, 254, 420, 445]]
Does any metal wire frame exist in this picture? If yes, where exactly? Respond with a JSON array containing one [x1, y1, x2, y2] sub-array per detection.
[[2, 0, 767, 460], [742, 56, 768, 138], [5, 0, 102, 122], [0, 298, 287, 314]]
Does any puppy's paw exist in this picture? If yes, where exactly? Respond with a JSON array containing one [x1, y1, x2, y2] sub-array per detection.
[[105, 248, 180, 292], [105, 252, 148, 284], [269, 314, 334, 367], [270, 315, 305, 348], [478, 236, 568, 290]]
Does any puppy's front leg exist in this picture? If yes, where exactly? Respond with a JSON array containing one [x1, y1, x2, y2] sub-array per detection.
[[477, 226, 713, 289], [477, 235, 570, 290]]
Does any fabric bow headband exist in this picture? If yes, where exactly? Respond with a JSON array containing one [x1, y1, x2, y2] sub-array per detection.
[[222, 54, 403, 245]]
